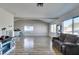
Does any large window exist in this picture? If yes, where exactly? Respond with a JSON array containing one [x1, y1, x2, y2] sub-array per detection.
[[63, 19, 72, 34], [24, 26, 34, 32], [50, 24, 56, 33], [74, 17, 79, 35]]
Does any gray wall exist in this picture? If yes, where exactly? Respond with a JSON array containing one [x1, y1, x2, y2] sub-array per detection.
[[14, 20, 49, 36]]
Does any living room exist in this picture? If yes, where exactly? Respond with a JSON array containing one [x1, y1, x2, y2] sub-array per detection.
[[0, 3, 79, 56]]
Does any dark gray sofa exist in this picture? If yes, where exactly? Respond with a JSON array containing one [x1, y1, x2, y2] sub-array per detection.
[[52, 33, 79, 55]]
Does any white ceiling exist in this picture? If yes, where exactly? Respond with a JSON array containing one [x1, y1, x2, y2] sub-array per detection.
[[0, 3, 78, 23]]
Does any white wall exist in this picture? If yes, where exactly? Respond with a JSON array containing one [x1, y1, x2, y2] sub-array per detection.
[[14, 20, 48, 36], [0, 8, 14, 36]]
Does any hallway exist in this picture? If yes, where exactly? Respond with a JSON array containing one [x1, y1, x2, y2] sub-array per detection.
[[10, 36, 54, 55]]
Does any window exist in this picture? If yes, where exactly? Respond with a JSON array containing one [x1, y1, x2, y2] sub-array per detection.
[[63, 19, 72, 34], [50, 24, 56, 33], [50, 24, 54, 32], [74, 17, 79, 35], [24, 26, 34, 32], [57, 25, 61, 33]]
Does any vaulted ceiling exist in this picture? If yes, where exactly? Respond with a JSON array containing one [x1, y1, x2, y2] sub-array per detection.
[[0, 3, 78, 23]]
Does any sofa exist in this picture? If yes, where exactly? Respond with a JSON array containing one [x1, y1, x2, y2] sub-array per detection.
[[52, 33, 79, 55]]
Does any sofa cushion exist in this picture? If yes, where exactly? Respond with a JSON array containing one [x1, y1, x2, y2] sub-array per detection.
[[76, 37, 79, 43], [59, 34, 66, 41], [64, 34, 77, 43]]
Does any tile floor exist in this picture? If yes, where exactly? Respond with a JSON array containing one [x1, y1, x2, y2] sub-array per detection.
[[9, 36, 60, 55]]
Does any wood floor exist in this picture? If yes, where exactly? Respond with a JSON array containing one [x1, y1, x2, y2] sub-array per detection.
[[9, 36, 62, 55]]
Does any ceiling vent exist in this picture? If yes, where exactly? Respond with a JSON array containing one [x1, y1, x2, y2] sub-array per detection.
[[37, 3, 44, 7]]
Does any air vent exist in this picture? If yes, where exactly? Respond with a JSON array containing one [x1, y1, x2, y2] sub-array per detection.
[[37, 3, 44, 7]]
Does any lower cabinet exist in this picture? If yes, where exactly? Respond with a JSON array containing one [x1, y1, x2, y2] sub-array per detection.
[[0, 38, 15, 55]]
